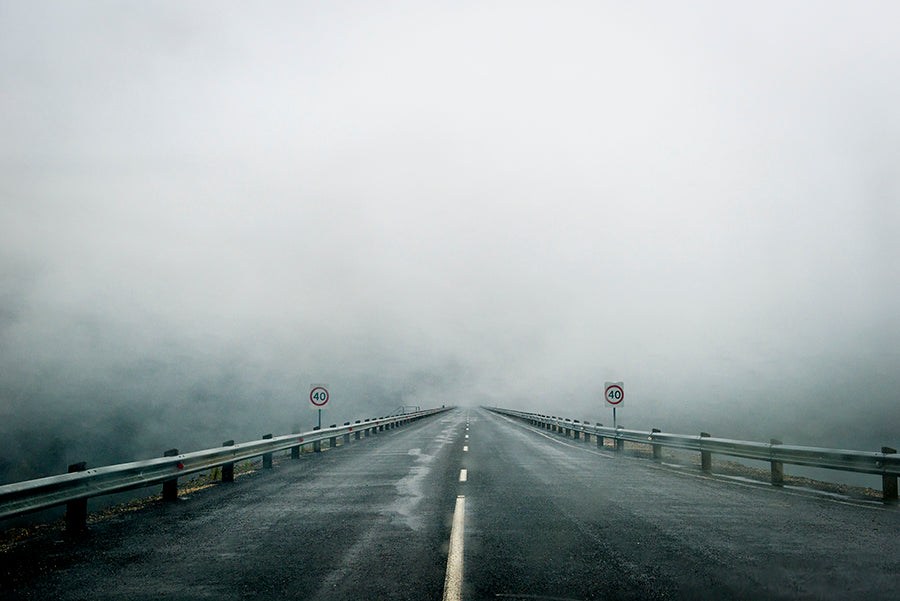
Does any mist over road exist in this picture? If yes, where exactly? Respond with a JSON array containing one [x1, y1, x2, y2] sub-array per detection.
[[2, 407, 896, 600], [3, 1, 900, 491]]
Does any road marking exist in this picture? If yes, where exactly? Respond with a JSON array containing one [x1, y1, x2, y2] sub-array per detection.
[[465, 434, 469, 439], [442, 495, 466, 601], [459, 469, 467, 482], [463, 445, 468, 452]]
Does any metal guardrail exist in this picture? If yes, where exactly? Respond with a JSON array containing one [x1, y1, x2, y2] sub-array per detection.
[[489, 407, 900, 502], [0, 407, 451, 528]]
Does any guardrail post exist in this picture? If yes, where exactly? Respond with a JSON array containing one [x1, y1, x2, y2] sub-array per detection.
[[329, 426, 338, 448], [65, 461, 88, 533], [262, 434, 273, 469], [700, 432, 711, 472], [291, 429, 301, 459], [596, 424, 604, 448], [222, 440, 235, 482], [770, 439, 784, 485], [651, 429, 662, 460], [344, 422, 351, 444], [615, 433, 624, 452], [163, 448, 179, 501], [355, 420, 362, 439], [882, 447, 897, 503]]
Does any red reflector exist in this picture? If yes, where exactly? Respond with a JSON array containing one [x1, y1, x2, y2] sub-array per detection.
[[349, 427, 353, 431], [299, 437, 304, 442], [176, 462, 184, 470]]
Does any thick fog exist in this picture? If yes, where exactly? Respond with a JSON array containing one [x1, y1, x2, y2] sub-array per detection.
[[1, 2, 898, 484]]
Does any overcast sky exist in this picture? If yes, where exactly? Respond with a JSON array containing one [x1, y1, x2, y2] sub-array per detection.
[[1, 2, 898, 476]]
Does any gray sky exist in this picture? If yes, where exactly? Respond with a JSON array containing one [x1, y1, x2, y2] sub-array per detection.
[[1, 2, 898, 476]]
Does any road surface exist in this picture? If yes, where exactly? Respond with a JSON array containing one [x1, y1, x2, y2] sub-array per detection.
[[1, 407, 898, 600]]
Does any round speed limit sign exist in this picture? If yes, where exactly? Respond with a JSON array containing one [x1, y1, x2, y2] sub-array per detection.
[[310, 386, 329, 407], [604, 382, 624, 407]]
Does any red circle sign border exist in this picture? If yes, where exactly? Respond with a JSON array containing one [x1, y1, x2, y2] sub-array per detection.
[[310, 386, 329, 407]]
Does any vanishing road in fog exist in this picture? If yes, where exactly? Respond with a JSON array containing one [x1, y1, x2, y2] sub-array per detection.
[[2, 408, 898, 600]]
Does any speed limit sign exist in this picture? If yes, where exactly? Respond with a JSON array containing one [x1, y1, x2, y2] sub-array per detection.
[[604, 382, 624, 407], [310, 386, 329, 407]]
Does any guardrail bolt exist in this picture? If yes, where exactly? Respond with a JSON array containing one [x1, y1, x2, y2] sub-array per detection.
[[262, 434, 274, 469], [163, 448, 180, 501], [770, 439, 784, 485], [882, 447, 898, 503], [651, 429, 662, 460], [65, 461, 88, 534], [222, 440, 235, 482], [700, 432, 711, 472]]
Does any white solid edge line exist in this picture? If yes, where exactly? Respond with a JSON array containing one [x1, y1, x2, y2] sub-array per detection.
[[443, 495, 466, 601], [459, 469, 467, 482]]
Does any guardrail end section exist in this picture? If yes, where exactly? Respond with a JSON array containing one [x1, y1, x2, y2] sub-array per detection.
[[883, 447, 898, 503]]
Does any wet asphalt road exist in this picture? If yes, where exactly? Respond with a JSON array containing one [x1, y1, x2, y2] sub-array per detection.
[[2, 407, 898, 600]]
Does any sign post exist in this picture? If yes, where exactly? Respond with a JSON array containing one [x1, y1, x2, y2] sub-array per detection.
[[604, 381, 624, 429], [309, 385, 329, 429]]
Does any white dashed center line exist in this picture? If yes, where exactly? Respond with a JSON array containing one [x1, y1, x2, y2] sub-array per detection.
[[459, 469, 467, 482], [442, 495, 466, 601]]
